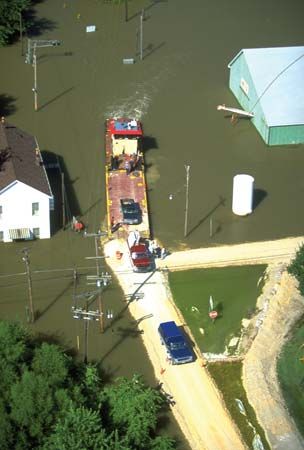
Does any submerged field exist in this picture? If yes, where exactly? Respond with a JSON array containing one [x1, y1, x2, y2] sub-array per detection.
[[168, 265, 266, 354]]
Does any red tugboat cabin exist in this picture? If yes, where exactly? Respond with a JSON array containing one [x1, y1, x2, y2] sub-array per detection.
[[108, 119, 143, 138]]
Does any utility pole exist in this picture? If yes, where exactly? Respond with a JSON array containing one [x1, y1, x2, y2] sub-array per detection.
[[73, 268, 77, 304], [19, 12, 23, 56], [72, 293, 100, 364], [25, 39, 62, 111], [94, 235, 103, 332], [139, 9, 144, 60], [84, 229, 111, 333], [125, 0, 128, 22], [184, 165, 190, 238], [209, 217, 213, 238], [21, 248, 34, 323], [61, 171, 66, 229], [33, 44, 38, 111], [84, 300, 89, 364]]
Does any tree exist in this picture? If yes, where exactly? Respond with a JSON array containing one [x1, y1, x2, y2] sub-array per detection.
[[31, 342, 70, 386], [80, 363, 104, 409], [10, 371, 55, 442], [0, 320, 176, 449], [0, 320, 30, 365], [103, 374, 164, 448], [288, 243, 304, 295], [0, 321, 30, 400], [44, 405, 110, 450], [0, 399, 13, 450], [150, 436, 176, 450], [0, 0, 31, 46]]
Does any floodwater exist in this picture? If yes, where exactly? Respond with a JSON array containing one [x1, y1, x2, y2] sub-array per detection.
[[0, 0, 304, 446], [1, 0, 304, 251]]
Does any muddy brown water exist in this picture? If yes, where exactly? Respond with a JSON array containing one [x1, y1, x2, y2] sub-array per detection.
[[0, 0, 304, 447]]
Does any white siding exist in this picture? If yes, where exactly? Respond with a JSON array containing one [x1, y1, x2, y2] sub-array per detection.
[[0, 181, 51, 242]]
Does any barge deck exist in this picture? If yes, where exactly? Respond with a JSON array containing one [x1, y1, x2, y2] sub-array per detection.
[[105, 118, 150, 239]]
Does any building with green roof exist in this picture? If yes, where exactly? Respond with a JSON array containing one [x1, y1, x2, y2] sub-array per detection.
[[228, 46, 304, 146]]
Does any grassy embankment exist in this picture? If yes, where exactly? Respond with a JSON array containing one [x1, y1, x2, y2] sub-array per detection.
[[277, 317, 304, 436]]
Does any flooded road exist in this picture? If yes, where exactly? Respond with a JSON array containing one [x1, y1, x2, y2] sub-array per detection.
[[0, 0, 304, 446]]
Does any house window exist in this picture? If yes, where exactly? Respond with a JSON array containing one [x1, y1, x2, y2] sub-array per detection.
[[33, 228, 40, 238], [32, 202, 39, 216], [49, 197, 55, 211], [0, 231, 3, 241]]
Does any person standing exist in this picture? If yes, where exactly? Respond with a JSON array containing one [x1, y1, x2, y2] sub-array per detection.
[[161, 247, 167, 260], [125, 160, 130, 175]]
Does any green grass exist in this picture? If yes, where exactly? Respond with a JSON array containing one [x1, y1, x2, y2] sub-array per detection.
[[168, 265, 266, 354], [277, 317, 304, 436], [208, 362, 271, 450]]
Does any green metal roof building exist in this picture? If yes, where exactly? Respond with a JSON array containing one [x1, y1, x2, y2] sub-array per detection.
[[228, 46, 304, 146]]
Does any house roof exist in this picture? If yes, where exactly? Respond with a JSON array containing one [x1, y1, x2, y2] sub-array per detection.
[[0, 120, 52, 196], [228, 46, 304, 127]]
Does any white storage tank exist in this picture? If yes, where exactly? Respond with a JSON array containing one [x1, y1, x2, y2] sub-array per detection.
[[232, 174, 254, 216]]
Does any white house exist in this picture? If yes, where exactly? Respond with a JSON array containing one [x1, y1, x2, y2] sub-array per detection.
[[0, 118, 53, 243]]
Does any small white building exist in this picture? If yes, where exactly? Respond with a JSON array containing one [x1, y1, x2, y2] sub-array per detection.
[[0, 119, 53, 243]]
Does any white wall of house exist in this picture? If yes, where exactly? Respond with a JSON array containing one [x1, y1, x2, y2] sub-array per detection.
[[0, 181, 51, 242]]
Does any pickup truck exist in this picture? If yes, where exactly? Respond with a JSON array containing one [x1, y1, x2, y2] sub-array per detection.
[[127, 231, 154, 272], [158, 321, 194, 365]]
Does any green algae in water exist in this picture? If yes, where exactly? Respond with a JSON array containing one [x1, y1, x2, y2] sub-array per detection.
[[208, 362, 271, 450]]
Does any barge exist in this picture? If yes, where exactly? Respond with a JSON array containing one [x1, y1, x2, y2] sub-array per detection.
[[105, 118, 150, 239]]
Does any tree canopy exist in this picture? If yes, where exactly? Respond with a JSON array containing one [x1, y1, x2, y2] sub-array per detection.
[[288, 243, 304, 295], [0, 0, 31, 46], [0, 320, 176, 449]]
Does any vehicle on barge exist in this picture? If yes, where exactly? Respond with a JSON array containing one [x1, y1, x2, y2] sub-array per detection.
[[105, 118, 150, 239]]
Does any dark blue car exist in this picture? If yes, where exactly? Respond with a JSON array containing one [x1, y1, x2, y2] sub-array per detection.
[[158, 321, 194, 365], [120, 198, 142, 225]]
